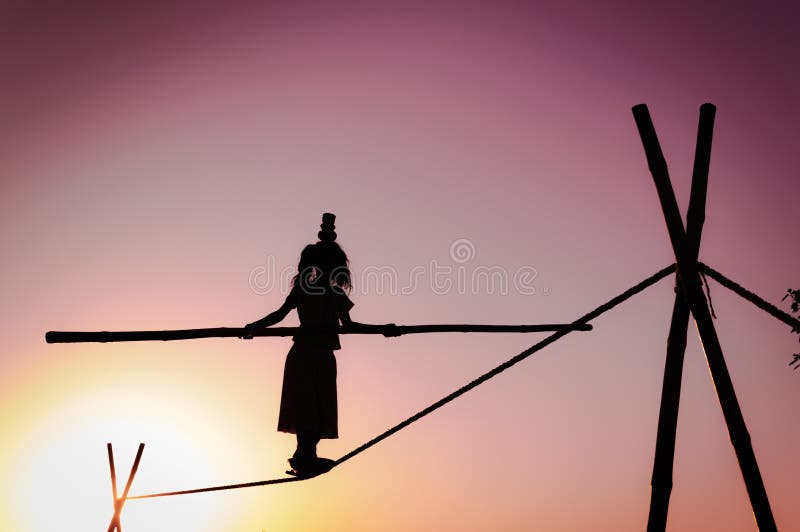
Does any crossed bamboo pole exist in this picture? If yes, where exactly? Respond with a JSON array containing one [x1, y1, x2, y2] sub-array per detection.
[[643, 103, 714, 531], [634, 103, 777, 531], [106, 443, 144, 532]]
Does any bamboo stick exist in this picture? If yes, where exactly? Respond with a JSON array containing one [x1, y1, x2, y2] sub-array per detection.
[[45, 323, 592, 344]]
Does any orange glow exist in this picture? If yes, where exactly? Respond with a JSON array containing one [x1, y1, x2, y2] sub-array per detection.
[[1, 354, 244, 531]]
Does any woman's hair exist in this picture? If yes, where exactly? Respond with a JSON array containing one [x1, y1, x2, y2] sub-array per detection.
[[292, 241, 352, 294]]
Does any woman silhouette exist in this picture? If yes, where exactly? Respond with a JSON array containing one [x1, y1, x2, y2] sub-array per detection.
[[245, 213, 366, 476]]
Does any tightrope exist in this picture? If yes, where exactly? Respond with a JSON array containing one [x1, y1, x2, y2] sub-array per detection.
[[128, 263, 676, 500]]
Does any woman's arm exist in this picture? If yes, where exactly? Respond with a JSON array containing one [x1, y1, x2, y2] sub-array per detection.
[[340, 311, 399, 336], [245, 298, 294, 330], [339, 309, 367, 329]]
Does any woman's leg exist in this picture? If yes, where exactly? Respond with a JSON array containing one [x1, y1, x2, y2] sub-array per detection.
[[295, 431, 320, 460], [290, 431, 321, 473]]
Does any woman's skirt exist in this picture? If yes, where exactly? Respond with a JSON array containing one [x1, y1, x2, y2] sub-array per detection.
[[277, 341, 338, 438]]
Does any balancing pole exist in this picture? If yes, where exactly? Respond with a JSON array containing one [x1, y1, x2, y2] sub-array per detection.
[[646, 103, 715, 531], [44, 323, 591, 344], [633, 104, 777, 532]]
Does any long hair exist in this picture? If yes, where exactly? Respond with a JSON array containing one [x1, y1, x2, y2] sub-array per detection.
[[292, 241, 352, 294]]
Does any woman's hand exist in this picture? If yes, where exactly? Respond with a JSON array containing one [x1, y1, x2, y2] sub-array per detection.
[[241, 322, 258, 339], [382, 323, 401, 337]]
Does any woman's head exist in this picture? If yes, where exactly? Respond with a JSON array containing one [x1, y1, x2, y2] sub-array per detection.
[[293, 213, 352, 293], [292, 242, 352, 293]]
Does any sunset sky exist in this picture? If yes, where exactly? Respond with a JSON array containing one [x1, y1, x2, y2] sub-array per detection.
[[1, 2, 798, 531]]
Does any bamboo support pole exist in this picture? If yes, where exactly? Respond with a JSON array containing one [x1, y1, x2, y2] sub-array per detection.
[[45, 323, 592, 344], [646, 102, 715, 532], [106, 443, 145, 532], [633, 104, 777, 532], [107, 444, 121, 532]]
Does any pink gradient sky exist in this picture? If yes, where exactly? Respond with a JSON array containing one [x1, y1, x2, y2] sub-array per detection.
[[1, 2, 798, 531]]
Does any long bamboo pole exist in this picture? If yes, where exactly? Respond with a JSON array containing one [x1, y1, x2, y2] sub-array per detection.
[[647, 103, 715, 532], [633, 104, 777, 532], [45, 323, 592, 344]]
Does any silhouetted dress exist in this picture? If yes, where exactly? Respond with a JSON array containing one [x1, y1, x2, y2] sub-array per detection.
[[277, 284, 354, 439]]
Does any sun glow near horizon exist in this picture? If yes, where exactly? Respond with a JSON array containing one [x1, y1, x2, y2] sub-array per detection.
[[0, 346, 265, 532]]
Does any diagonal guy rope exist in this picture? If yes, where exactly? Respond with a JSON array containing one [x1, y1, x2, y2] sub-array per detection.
[[699, 263, 800, 331], [128, 263, 676, 500]]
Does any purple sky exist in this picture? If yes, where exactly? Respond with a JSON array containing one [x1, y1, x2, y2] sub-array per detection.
[[1, 2, 798, 530]]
